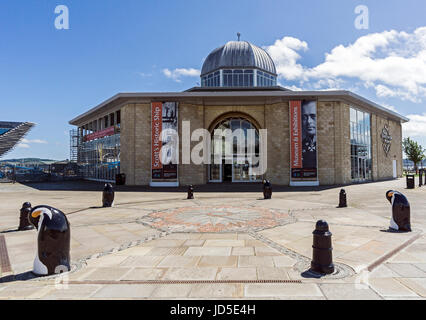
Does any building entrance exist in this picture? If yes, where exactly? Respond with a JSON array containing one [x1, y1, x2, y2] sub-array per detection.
[[208, 117, 262, 183]]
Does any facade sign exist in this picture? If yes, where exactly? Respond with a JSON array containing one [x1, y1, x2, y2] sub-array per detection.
[[381, 124, 392, 156], [84, 126, 115, 142], [151, 102, 178, 181], [290, 100, 318, 181]]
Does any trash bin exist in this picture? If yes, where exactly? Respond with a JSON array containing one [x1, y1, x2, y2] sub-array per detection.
[[116, 173, 126, 185], [406, 175, 415, 189]]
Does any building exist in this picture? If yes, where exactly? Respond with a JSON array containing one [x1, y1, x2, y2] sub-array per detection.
[[0, 121, 35, 158], [69, 40, 408, 186]]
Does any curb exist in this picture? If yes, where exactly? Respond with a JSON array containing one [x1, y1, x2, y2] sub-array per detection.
[[366, 231, 423, 272]]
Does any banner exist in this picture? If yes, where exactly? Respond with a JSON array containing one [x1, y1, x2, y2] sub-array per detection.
[[290, 100, 317, 180], [151, 102, 178, 180]]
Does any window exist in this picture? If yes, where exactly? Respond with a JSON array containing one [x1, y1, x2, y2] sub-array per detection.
[[350, 107, 372, 181], [202, 69, 269, 87]]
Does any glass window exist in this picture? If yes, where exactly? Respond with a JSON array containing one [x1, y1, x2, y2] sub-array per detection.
[[350, 107, 372, 182]]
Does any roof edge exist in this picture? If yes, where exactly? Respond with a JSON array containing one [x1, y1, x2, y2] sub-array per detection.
[[69, 90, 409, 125]]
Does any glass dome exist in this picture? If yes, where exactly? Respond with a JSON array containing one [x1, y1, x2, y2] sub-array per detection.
[[201, 41, 277, 88]]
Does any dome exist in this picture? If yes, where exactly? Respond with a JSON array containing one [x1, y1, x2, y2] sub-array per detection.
[[201, 41, 277, 76]]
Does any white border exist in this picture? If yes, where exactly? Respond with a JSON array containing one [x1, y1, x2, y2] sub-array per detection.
[[290, 181, 320, 187], [150, 181, 179, 187]]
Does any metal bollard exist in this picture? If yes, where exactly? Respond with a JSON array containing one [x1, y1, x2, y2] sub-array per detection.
[[338, 189, 347, 208], [187, 185, 194, 199], [263, 180, 272, 200], [102, 183, 115, 207], [419, 170, 423, 187], [28, 205, 71, 276], [18, 202, 34, 231], [310, 220, 335, 275]]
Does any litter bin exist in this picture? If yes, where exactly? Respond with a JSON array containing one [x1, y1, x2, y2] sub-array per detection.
[[406, 175, 415, 189], [115, 173, 126, 186]]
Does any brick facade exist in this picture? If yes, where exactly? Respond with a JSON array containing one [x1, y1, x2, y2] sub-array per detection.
[[119, 98, 403, 186]]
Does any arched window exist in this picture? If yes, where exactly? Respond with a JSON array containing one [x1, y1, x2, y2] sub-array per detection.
[[209, 117, 261, 182]]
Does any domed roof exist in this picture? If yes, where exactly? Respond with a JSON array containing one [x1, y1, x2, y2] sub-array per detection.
[[201, 41, 277, 76]]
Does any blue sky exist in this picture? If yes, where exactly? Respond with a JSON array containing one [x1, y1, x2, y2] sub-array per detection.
[[1, 0, 426, 160]]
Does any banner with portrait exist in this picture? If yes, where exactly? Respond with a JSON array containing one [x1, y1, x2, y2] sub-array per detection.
[[151, 102, 178, 182], [290, 100, 318, 181]]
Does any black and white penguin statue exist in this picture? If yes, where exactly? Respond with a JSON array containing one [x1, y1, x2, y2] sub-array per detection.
[[28, 205, 71, 276], [386, 190, 411, 232], [102, 183, 115, 207]]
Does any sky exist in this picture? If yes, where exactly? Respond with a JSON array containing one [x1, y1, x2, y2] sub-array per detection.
[[1, 0, 426, 160]]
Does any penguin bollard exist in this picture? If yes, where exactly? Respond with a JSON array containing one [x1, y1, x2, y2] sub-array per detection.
[[102, 183, 115, 207], [263, 180, 272, 200], [28, 205, 71, 276], [187, 185, 194, 199], [18, 202, 34, 231], [310, 220, 334, 275], [386, 190, 411, 232], [338, 189, 347, 208]]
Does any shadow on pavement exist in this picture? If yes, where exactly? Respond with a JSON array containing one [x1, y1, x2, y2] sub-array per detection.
[[22, 180, 344, 193]]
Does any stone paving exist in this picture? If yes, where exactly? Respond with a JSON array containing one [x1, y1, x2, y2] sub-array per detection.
[[0, 178, 425, 299]]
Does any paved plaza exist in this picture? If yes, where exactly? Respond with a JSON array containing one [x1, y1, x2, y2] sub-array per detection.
[[0, 179, 426, 299]]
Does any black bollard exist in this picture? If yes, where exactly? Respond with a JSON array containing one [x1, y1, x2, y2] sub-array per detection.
[[263, 180, 272, 200], [28, 205, 71, 276], [187, 185, 194, 199], [310, 220, 335, 275], [18, 202, 34, 231], [386, 190, 411, 232], [420, 170, 423, 187], [102, 183, 115, 207], [406, 175, 415, 189], [338, 189, 347, 208]]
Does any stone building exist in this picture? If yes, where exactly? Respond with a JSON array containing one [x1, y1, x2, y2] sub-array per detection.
[[69, 40, 408, 186]]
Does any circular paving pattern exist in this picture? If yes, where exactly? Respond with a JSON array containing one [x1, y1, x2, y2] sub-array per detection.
[[139, 205, 295, 233]]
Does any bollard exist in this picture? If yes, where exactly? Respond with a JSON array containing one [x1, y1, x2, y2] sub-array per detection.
[[386, 190, 411, 232], [28, 205, 71, 276], [102, 183, 115, 207], [406, 175, 415, 189], [338, 189, 347, 208], [18, 202, 34, 231], [187, 185, 194, 199], [310, 220, 335, 274], [263, 180, 272, 200], [419, 170, 423, 187]]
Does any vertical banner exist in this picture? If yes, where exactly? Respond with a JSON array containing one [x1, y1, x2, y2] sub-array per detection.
[[151, 102, 163, 179], [151, 102, 179, 182], [290, 100, 318, 181], [290, 101, 302, 170]]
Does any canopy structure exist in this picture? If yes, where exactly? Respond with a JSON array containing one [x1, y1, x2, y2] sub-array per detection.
[[0, 121, 35, 158]]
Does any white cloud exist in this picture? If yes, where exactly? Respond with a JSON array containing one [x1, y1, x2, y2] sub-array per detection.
[[137, 72, 152, 78], [22, 139, 48, 144], [264, 37, 308, 81], [16, 143, 30, 149], [403, 113, 426, 138], [163, 68, 200, 82], [265, 27, 426, 102]]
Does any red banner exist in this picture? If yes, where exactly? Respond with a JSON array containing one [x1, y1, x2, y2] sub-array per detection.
[[151, 102, 163, 175], [84, 126, 115, 142], [290, 101, 302, 169]]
